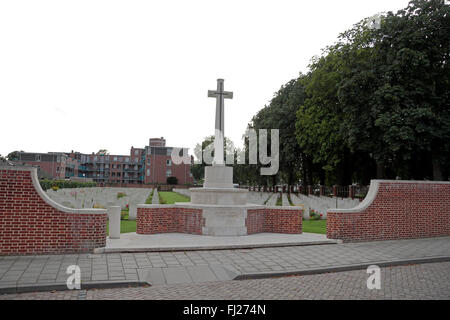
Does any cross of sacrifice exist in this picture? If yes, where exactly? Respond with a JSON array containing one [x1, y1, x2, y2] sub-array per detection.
[[208, 79, 233, 165]]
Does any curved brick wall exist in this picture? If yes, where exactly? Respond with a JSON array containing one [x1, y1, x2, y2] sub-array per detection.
[[327, 180, 450, 242], [137, 206, 203, 234], [0, 166, 107, 255]]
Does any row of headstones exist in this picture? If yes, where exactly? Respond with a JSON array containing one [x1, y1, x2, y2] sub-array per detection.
[[244, 191, 359, 219], [290, 193, 360, 218], [46, 187, 152, 218], [169, 190, 359, 218]]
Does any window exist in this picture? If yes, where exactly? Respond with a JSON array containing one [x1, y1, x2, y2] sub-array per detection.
[[135, 150, 139, 156], [94, 156, 98, 161], [166, 159, 172, 166], [125, 157, 129, 163], [166, 169, 172, 177], [35, 155, 41, 162], [147, 169, 150, 176], [134, 158, 138, 163], [134, 165, 138, 170], [56, 167, 60, 172], [56, 155, 61, 162], [166, 148, 172, 156], [114, 156, 117, 161]]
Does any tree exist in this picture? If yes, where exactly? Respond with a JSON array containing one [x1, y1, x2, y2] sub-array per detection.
[[6, 151, 23, 161], [97, 149, 110, 155], [167, 176, 178, 185], [251, 77, 307, 186], [338, 0, 450, 180], [191, 135, 235, 181]]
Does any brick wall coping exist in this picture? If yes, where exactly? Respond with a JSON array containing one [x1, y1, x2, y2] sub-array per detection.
[[327, 179, 450, 214], [265, 206, 304, 211], [189, 187, 248, 193], [0, 165, 106, 215], [137, 203, 302, 211], [137, 203, 265, 210]]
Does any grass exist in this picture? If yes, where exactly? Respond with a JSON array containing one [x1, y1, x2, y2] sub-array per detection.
[[302, 219, 327, 234], [287, 193, 294, 206], [145, 189, 154, 204], [159, 191, 190, 204], [107, 211, 137, 235], [275, 194, 282, 206]]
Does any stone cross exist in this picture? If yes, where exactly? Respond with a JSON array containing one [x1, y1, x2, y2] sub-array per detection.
[[208, 79, 233, 165]]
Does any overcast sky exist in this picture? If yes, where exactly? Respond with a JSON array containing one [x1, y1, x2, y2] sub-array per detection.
[[0, 0, 411, 158]]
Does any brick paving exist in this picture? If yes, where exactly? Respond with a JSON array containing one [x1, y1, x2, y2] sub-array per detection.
[[0, 237, 449, 290], [1, 262, 449, 300]]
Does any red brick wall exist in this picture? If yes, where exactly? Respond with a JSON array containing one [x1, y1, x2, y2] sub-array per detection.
[[0, 167, 107, 255], [327, 180, 450, 242], [246, 208, 303, 234], [138, 206, 303, 235], [137, 207, 203, 234]]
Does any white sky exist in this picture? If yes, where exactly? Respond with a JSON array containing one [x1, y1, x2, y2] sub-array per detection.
[[0, 0, 411, 157]]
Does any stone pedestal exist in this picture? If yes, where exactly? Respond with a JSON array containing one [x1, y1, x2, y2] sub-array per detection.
[[203, 165, 233, 188], [187, 165, 250, 235], [190, 188, 248, 205], [107, 206, 121, 239]]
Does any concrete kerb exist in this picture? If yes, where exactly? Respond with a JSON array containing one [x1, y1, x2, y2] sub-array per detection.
[[93, 239, 339, 254], [0, 280, 149, 294], [234, 255, 450, 281]]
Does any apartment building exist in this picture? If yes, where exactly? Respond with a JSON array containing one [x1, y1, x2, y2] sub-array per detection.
[[14, 137, 194, 185]]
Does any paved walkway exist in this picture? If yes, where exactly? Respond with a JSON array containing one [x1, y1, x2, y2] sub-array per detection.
[[151, 190, 159, 204], [1, 262, 449, 299], [0, 237, 449, 293], [98, 232, 337, 253]]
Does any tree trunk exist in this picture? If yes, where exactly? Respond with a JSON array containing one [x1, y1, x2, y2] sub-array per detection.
[[432, 154, 443, 181], [376, 161, 385, 179]]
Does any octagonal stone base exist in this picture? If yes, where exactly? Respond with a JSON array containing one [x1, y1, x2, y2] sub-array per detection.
[[190, 187, 248, 206]]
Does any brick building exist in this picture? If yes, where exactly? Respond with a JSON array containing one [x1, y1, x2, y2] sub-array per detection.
[[13, 137, 194, 185]]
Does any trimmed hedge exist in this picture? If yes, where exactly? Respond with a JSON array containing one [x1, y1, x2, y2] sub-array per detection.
[[39, 179, 97, 191]]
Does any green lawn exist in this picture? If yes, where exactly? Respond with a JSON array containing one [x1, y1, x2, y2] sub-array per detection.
[[159, 191, 190, 204], [107, 211, 137, 234], [302, 219, 327, 234]]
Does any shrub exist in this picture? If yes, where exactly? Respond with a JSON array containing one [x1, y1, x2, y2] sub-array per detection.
[[309, 209, 322, 220], [167, 176, 178, 185], [117, 192, 127, 199], [39, 179, 97, 191]]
